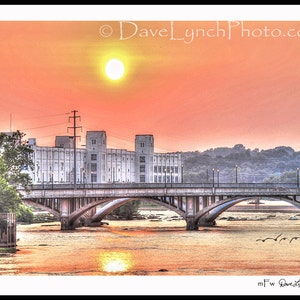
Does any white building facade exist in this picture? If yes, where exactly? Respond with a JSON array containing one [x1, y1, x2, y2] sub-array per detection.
[[28, 131, 182, 185]]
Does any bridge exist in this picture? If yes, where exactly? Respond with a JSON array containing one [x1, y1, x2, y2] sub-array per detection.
[[19, 182, 300, 231]]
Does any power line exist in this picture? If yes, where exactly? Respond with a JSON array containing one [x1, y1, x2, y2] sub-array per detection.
[[18, 112, 71, 122], [22, 122, 68, 131]]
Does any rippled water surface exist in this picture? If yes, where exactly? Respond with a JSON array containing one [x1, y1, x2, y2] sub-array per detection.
[[1, 210, 300, 295]]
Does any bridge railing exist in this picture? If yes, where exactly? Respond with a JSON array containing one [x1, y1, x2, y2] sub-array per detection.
[[28, 182, 299, 190]]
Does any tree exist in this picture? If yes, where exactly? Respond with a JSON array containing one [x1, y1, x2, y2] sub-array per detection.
[[0, 130, 34, 191], [110, 201, 140, 220], [16, 204, 34, 223], [0, 131, 34, 214], [0, 162, 22, 212]]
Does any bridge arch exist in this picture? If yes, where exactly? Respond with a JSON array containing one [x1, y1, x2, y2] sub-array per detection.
[[194, 196, 300, 228], [68, 197, 187, 228], [67, 198, 118, 228], [22, 199, 61, 219], [90, 197, 186, 224]]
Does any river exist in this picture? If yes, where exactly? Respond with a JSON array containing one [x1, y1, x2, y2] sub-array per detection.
[[1, 208, 300, 295]]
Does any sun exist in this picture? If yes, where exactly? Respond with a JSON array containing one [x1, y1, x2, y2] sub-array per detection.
[[105, 58, 125, 80]]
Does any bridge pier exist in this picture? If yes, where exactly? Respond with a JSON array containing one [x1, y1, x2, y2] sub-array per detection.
[[60, 217, 75, 230], [186, 215, 199, 231], [60, 198, 77, 230]]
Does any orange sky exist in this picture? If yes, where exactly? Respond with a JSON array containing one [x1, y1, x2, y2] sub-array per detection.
[[1, 12, 300, 152]]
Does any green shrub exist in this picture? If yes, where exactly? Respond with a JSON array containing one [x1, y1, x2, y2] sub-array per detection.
[[16, 204, 34, 223]]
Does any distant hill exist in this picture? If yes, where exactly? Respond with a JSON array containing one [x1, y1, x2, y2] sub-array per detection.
[[181, 144, 300, 184]]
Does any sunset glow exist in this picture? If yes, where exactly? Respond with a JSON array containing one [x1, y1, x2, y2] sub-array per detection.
[[0, 6, 300, 153], [99, 251, 133, 273]]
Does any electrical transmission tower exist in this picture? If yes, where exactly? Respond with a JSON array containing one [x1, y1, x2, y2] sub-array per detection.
[[68, 110, 82, 188]]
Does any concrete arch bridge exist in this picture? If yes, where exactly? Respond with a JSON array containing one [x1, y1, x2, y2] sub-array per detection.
[[19, 182, 300, 231]]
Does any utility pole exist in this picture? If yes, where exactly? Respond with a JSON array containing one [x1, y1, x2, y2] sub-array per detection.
[[68, 110, 82, 188], [10, 113, 12, 132]]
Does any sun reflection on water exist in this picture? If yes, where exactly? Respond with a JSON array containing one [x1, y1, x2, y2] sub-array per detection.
[[98, 251, 133, 273]]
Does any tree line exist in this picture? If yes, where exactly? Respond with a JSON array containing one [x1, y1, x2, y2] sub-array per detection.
[[182, 143, 300, 184]]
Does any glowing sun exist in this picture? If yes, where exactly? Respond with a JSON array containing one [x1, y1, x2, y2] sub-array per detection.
[[105, 58, 125, 80]]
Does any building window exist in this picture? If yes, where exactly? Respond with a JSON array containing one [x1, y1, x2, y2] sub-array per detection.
[[92, 139, 97, 145], [140, 142, 144, 147], [140, 156, 145, 163], [140, 165, 145, 172], [91, 154, 97, 160], [140, 175, 145, 182], [154, 166, 157, 173], [91, 163, 97, 172], [91, 173, 97, 182]]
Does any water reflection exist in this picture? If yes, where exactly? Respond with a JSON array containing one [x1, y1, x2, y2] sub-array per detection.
[[3, 210, 300, 277], [98, 251, 133, 273]]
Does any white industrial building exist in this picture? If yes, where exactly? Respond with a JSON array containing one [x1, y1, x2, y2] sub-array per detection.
[[27, 131, 183, 185]]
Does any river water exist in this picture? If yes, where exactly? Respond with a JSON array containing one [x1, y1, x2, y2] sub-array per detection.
[[1, 208, 300, 295]]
